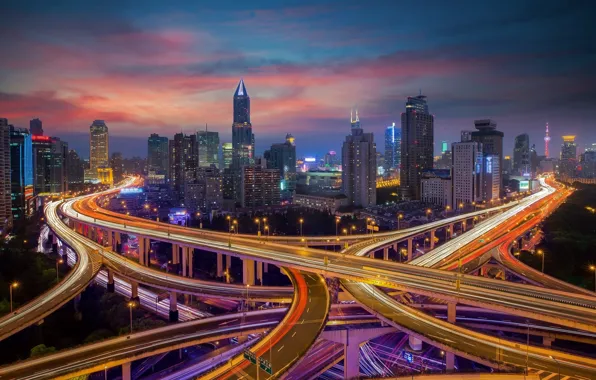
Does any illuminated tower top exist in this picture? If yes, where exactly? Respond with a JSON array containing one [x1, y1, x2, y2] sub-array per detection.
[[233, 79, 250, 124], [544, 122, 551, 158], [350, 108, 361, 130]]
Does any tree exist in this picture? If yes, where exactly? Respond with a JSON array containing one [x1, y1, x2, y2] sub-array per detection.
[[30, 344, 56, 358]]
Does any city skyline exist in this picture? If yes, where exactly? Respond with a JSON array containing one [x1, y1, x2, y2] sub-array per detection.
[[1, 1, 594, 158]]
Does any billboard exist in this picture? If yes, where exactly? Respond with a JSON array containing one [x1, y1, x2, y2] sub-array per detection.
[[519, 180, 530, 191]]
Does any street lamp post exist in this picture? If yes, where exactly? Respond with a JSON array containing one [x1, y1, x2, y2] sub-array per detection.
[[590, 265, 595, 292], [9, 282, 18, 313], [128, 301, 135, 334], [56, 258, 64, 282], [537, 249, 545, 273], [197, 212, 202, 229], [299, 218, 304, 237], [255, 218, 261, 238], [245, 284, 250, 311], [397, 213, 403, 230], [335, 217, 340, 237]]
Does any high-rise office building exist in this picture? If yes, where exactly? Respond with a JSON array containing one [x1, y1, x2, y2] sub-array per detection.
[[67, 149, 85, 185], [197, 128, 220, 168], [222, 143, 233, 168], [0, 119, 12, 231], [471, 119, 503, 194], [232, 79, 254, 168], [147, 133, 169, 176], [481, 154, 500, 201], [513, 133, 530, 176], [241, 165, 280, 208], [29, 118, 43, 136], [9, 126, 33, 222], [32, 135, 68, 193], [110, 152, 124, 183], [503, 156, 512, 175], [452, 141, 483, 208], [266, 134, 297, 200], [384, 122, 401, 171], [342, 110, 377, 207], [399, 95, 434, 200], [184, 165, 223, 212], [559, 135, 577, 177], [89, 120, 109, 181], [169, 133, 198, 202]]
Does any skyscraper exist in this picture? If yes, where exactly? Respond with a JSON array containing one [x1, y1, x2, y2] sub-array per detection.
[[89, 120, 109, 181], [10, 126, 33, 222], [452, 141, 483, 208], [197, 128, 220, 168], [232, 79, 254, 169], [67, 149, 85, 185], [169, 133, 198, 202], [266, 134, 297, 200], [441, 140, 449, 153], [0, 118, 12, 231], [513, 133, 530, 176], [342, 110, 377, 207], [32, 135, 68, 193], [471, 119, 503, 194], [147, 133, 169, 176], [399, 95, 434, 200], [241, 165, 280, 208], [29, 118, 43, 136], [559, 135, 577, 177], [384, 123, 401, 171]]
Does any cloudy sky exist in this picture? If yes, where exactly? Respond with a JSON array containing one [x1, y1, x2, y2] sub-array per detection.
[[1, 0, 595, 158]]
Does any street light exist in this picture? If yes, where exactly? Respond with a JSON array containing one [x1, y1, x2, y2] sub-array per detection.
[[255, 218, 261, 237], [299, 218, 304, 236], [397, 213, 403, 230], [536, 249, 545, 273], [9, 282, 18, 313], [335, 217, 340, 236], [128, 301, 135, 334], [342, 228, 348, 237], [245, 284, 250, 311], [590, 265, 595, 292], [549, 355, 560, 380], [56, 258, 64, 282]]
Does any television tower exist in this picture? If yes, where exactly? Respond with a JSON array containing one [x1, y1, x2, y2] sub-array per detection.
[[544, 122, 551, 158]]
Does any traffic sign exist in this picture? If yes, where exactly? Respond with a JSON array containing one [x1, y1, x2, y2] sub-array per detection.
[[243, 349, 256, 364], [259, 357, 272, 375]]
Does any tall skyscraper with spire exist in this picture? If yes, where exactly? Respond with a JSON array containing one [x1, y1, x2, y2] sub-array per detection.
[[544, 122, 551, 158], [342, 109, 377, 207], [232, 79, 254, 168]]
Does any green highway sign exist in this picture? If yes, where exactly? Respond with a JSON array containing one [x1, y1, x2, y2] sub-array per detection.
[[259, 357, 272, 375], [243, 349, 256, 364]]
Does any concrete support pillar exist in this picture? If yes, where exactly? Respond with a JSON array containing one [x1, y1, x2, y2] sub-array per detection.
[[122, 362, 131, 380], [188, 249, 193, 278], [107, 270, 115, 293], [226, 254, 232, 271], [407, 238, 413, 261], [130, 281, 139, 303], [393, 242, 397, 253], [172, 244, 179, 265], [169, 292, 178, 322], [217, 253, 224, 277], [181, 246, 187, 277], [430, 230, 436, 250], [447, 302, 456, 324], [144, 238, 151, 266], [107, 230, 113, 249], [462, 220, 467, 232], [256, 261, 263, 284], [408, 335, 423, 351], [264, 263, 269, 273], [383, 247, 389, 261], [446, 352, 455, 371], [243, 259, 255, 285], [479, 266, 488, 277], [344, 339, 361, 380], [369, 251, 375, 259], [448, 223, 454, 239], [543, 337, 554, 347], [139, 237, 145, 266]]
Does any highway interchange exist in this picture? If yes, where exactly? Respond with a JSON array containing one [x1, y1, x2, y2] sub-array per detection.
[[0, 176, 595, 379]]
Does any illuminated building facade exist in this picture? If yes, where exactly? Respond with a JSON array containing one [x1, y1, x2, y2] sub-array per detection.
[[0, 118, 12, 231], [197, 129, 220, 168], [10, 126, 34, 222], [147, 133, 169, 181], [241, 165, 280, 208], [384, 122, 401, 171], [32, 135, 68, 194], [89, 120, 109, 181]]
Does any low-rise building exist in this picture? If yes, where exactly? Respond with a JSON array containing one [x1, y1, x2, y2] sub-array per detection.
[[294, 192, 348, 213], [420, 169, 451, 207]]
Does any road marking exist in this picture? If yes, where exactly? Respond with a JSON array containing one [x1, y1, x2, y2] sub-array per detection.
[[292, 331, 297, 338], [307, 308, 310, 313], [278, 345, 285, 352]]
